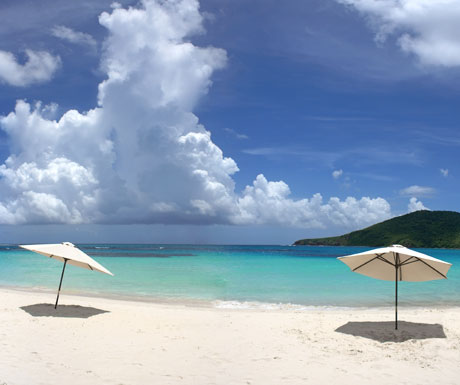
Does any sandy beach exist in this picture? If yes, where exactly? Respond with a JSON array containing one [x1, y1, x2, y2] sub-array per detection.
[[0, 288, 459, 385]]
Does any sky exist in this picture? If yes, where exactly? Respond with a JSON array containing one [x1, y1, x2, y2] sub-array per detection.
[[0, 0, 459, 244]]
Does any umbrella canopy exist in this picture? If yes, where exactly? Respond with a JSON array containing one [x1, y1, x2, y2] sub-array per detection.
[[338, 244, 451, 281], [20, 242, 113, 308], [20, 242, 113, 276], [338, 244, 452, 329]]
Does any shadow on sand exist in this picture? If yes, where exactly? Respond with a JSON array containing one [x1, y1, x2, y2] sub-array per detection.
[[335, 321, 446, 343], [20, 303, 109, 319]]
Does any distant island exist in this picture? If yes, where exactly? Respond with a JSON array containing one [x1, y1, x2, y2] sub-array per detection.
[[294, 210, 460, 249]]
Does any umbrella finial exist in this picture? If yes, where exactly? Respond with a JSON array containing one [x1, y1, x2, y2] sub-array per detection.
[[62, 242, 75, 247]]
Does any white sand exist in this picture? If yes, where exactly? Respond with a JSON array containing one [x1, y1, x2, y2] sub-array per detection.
[[1, 288, 459, 385]]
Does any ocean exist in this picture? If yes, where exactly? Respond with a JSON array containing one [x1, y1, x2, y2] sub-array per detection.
[[1, 244, 459, 308]]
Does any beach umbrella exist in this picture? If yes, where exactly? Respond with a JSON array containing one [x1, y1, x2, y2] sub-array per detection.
[[19, 242, 113, 308], [338, 244, 451, 329]]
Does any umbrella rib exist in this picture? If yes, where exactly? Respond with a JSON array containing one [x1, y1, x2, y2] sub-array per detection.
[[352, 254, 383, 272], [88, 264, 93, 271], [414, 257, 448, 279], [400, 256, 415, 265], [400, 259, 419, 266], [376, 255, 395, 267]]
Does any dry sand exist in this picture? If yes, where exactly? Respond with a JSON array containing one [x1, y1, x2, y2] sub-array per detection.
[[1, 287, 459, 385]]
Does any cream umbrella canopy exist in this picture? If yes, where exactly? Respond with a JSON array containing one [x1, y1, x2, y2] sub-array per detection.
[[338, 244, 452, 329], [20, 242, 113, 308]]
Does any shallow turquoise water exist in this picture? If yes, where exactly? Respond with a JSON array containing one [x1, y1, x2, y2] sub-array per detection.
[[1, 244, 459, 307]]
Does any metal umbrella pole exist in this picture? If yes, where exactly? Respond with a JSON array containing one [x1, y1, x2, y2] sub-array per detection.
[[55, 258, 68, 309], [395, 252, 400, 330], [395, 262, 398, 330]]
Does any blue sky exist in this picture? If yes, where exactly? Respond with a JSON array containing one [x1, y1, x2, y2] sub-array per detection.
[[0, 0, 459, 244]]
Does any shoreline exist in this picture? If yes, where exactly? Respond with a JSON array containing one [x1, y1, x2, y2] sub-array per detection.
[[2, 284, 459, 312]]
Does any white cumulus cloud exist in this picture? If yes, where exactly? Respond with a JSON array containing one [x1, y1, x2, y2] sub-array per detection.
[[337, 0, 460, 67], [0, 49, 61, 86], [0, 0, 392, 230], [400, 185, 435, 197], [408, 197, 429, 213], [234, 174, 391, 228]]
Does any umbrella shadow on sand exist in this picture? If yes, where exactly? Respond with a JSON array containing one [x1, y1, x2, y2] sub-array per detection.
[[335, 321, 446, 343], [20, 303, 109, 319]]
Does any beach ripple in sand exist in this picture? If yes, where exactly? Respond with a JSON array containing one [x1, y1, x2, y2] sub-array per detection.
[[20, 303, 109, 318], [335, 321, 446, 342]]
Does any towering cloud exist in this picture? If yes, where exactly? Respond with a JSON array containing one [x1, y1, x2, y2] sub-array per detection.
[[0, 0, 391, 229]]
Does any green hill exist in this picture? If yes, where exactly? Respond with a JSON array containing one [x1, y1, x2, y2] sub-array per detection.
[[294, 210, 460, 248]]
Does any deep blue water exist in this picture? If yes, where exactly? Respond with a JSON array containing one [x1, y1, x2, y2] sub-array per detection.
[[0, 244, 459, 307]]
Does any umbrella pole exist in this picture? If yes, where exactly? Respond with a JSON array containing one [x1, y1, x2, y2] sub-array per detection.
[[55, 259, 68, 309], [395, 263, 398, 330]]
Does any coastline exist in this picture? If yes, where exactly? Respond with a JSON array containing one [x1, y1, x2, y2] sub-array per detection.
[[2, 283, 459, 311], [2, 287, 460, 385]]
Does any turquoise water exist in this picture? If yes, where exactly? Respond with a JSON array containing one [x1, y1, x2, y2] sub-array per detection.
[[1, 244, 459, 307]]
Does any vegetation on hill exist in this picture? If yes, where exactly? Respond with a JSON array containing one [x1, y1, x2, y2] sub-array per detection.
[[294, 210, 460, 248]]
